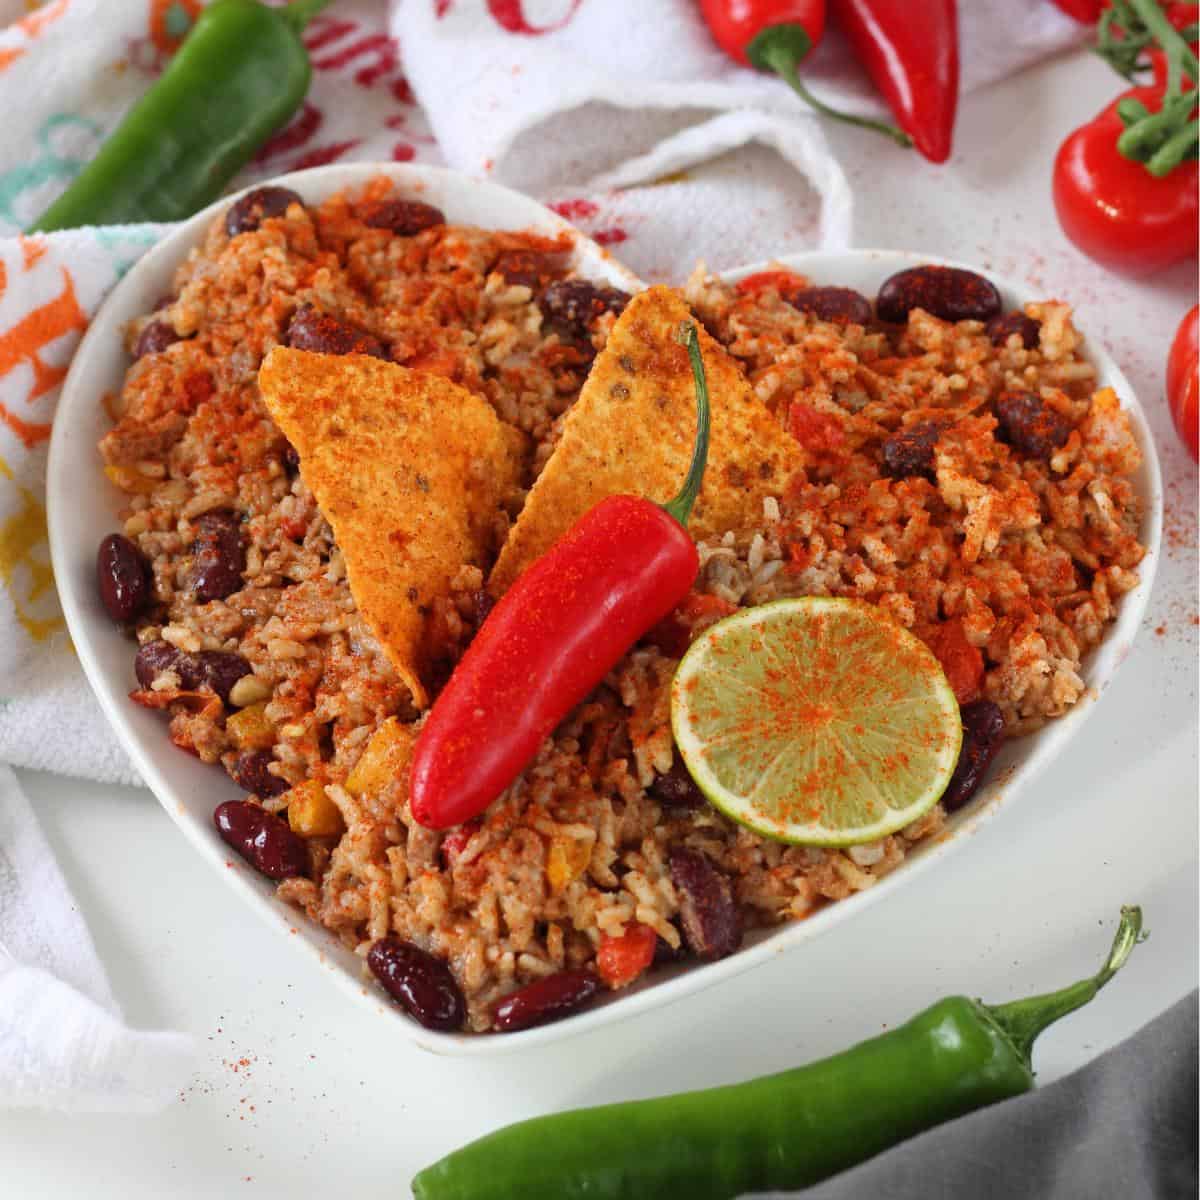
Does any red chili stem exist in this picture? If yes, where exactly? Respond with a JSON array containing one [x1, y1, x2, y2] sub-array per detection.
[[748, 24, 913, 147]]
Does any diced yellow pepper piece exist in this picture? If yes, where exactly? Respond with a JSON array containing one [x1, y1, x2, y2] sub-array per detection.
[[546, 836, 590, 894], [346, 717, 411, 797], [286, 780, 345, 838], [104, 464, 158, 494], [226, 701, 274, 750]]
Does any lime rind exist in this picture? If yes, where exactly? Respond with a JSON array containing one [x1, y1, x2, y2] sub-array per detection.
[[670, 597, 963, 848]]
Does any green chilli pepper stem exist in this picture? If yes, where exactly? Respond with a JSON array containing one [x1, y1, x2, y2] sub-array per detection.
[[30, 0, 331, 231], [748, 25, 913, 149], [985, 905, 1145, 1065], [412, 908, 1145, 1200], [661, 322, 711, 528]]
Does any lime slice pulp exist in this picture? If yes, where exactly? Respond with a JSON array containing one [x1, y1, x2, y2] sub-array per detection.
[[670, 597, 962, 847]]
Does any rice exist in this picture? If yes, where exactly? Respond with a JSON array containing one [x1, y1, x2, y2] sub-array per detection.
[[102, 181, 1145, 1032]]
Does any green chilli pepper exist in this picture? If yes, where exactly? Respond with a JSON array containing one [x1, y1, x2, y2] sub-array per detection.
[[412, 907, 1144, 1200], [30, 0, 330, 232]]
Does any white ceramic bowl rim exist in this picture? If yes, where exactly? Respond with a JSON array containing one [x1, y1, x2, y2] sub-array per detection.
[[47, 163, 1162, 1056]]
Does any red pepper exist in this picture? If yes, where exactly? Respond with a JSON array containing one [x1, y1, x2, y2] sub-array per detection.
[[828, 0, 960, 163], [698, 0, 912, 147], [1052, 84, 1199, 273], [1167, 304, 1199, 460], [734, 269, 806, 297], [410, 326, 712, 830], [596, 923, 659, 987]]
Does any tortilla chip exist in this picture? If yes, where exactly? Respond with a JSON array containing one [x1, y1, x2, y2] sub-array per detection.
[[258, 348, 523, 708], [489, 286, 797, 593]]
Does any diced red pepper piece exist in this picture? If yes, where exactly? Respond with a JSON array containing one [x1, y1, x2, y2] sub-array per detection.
[[925, 618, 984, 704], [440, 817, 483, 869], [644, 592, 738, 659], [596, 923, 658, 988], [788, 402, 845, 453], [735, 270, 804, 298]]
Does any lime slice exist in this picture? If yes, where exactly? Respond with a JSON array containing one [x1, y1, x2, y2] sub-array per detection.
[[670, 597, 962, 847]]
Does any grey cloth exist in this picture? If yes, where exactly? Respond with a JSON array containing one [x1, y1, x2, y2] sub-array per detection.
[[750, 991, 1198, 1200]]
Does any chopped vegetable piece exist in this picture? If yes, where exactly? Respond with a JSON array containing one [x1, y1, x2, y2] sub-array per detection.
[[596, 923, 660, 988], [923, 617, 984, 705], [546, 836, 591, 894], [226, 701, 274, 751], [286, 780, 344, 838], [345, 717, 415, 797]]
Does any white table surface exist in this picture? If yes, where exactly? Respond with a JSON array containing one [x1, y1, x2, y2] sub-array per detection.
[[3, 44, 1197, 1200]]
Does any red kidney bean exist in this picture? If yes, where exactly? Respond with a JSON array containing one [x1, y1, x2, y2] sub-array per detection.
[[282, 441, 301, 471], [492, 968, 600, 1032], [367, 937, 466, 1031], [214, 799, 307, 879], [285, 303, 387, 359], [538, 279, 630, 341], [650, 756, 705, 809], [364, 198, 445, 235], [189, 510, 245, 601], [97, 533, 151, 623], [876, 266, 1002, 325], [881, 421, 941, 480], [132, 319, 181, 359], [995, 391, 1072, 461], [225, 186, 303, 237], [941, 700, 1006, 813], [228, 750, 289, 798], [191, 651, 251, 703], [986, 311, 1040, 350], [134, 639, 181, 687], [668, 846, 742, 961], [493, 249, 563, 290], [787, 286, 873, 326]]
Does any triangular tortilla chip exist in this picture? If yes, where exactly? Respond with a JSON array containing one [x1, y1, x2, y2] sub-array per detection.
[[489, 286, 797, 593], [258, 348, 523, 708]]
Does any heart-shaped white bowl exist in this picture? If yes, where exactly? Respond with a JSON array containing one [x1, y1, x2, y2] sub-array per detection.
[[47, 163, 1162, 1056]]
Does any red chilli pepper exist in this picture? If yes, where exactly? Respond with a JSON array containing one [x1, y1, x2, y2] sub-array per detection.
[[828, 0, 960, 163], [410, 324, 712, 830], [699, 0, 912, 147]]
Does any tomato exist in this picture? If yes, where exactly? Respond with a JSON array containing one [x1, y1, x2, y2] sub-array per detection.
[[699, 0, 826, 67], [924, 618, 984, 705], [1053, 86, 1199, 274], [1167, 305, 1200, 461], [596, 923, 658, 988]]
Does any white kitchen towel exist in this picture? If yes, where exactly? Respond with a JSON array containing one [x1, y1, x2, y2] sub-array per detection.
[[0, 0, 1085, 788], [394, 0, 1085, 278], [0, 765, 197, 1111]]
